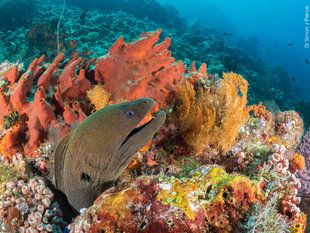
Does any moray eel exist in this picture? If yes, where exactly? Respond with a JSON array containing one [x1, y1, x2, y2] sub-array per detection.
[[54, 98, 166, 211]]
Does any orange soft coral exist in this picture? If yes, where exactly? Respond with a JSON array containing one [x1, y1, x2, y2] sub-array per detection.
[[289, 153, 306, 174], [248, 102, 273, 121], [95, 29, 186, 111]]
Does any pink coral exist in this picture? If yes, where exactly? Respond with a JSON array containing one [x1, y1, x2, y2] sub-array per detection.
[[297, 127, 310, 196]]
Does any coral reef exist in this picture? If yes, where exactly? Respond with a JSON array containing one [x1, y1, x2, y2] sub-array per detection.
[[1, 112, 21, 130], [275, 111, 304, 158], [67, 0, 186, 31], [297, 128, 310, 231], [297, 127, 310, 197], [0, 29, 308, 232], [289, 153, 306, 174], [0, 177, 65, 232], [70, 165, 264, 233], [0, 0, 38, 30], [240, 193, 292, 233], [0, 0, 301, 116], [0, 159, 24, 191], [0, 29, 185, 159], [248, 102, 273, 122]]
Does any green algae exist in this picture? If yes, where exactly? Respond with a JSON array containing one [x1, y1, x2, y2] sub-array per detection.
[[0, 161, 22, 192]]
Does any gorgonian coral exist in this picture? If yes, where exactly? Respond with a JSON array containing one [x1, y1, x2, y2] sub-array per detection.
[[175, 72, 248, 154]]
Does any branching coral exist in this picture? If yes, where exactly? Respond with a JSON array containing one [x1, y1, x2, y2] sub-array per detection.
[[240, 193, 291, 233], [175, 72, 248, 154]]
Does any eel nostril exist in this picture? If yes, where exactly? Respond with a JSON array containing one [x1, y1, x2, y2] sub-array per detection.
[[81, 173, 92, 183]]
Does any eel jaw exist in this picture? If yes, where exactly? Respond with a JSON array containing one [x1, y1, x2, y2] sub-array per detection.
[[120, 118, 154, 147], [120, 111, 166, 149]]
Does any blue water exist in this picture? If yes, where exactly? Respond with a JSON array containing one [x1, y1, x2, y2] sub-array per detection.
[[159, 0, 310, 101]]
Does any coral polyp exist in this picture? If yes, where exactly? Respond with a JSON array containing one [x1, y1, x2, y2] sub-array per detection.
[[0, 177, 65, 232]]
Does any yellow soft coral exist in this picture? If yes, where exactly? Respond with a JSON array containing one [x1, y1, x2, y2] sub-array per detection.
[[86, 85, 111, 110], [175, 72, 248, 154]]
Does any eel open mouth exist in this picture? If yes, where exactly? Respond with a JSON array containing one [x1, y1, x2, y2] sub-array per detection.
[[120, 116, 155, 147]]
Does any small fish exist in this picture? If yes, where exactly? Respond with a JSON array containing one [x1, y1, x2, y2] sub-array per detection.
[[305, 59, 310, 64], [291, 77, 296, 83], [288, 43, 293, 46], [146, 159, 158, 166], [54, 98, 166, 211]]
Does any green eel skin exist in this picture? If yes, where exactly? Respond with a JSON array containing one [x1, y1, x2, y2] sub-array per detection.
[[54, 98, 166, 211]]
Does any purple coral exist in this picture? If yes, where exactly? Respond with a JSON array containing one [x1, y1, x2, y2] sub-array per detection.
[[297, 127, 310, 196]]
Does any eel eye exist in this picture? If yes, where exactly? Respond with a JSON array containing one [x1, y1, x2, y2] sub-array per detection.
[[81, 173, 92, 183], [125, 110, 135, 118]]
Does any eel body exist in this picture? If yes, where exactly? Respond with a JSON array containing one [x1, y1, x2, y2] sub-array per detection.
[[54, 98, 166, 211]]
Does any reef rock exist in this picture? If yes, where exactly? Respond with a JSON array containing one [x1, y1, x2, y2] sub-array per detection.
[[70, 165, 265, 233]]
